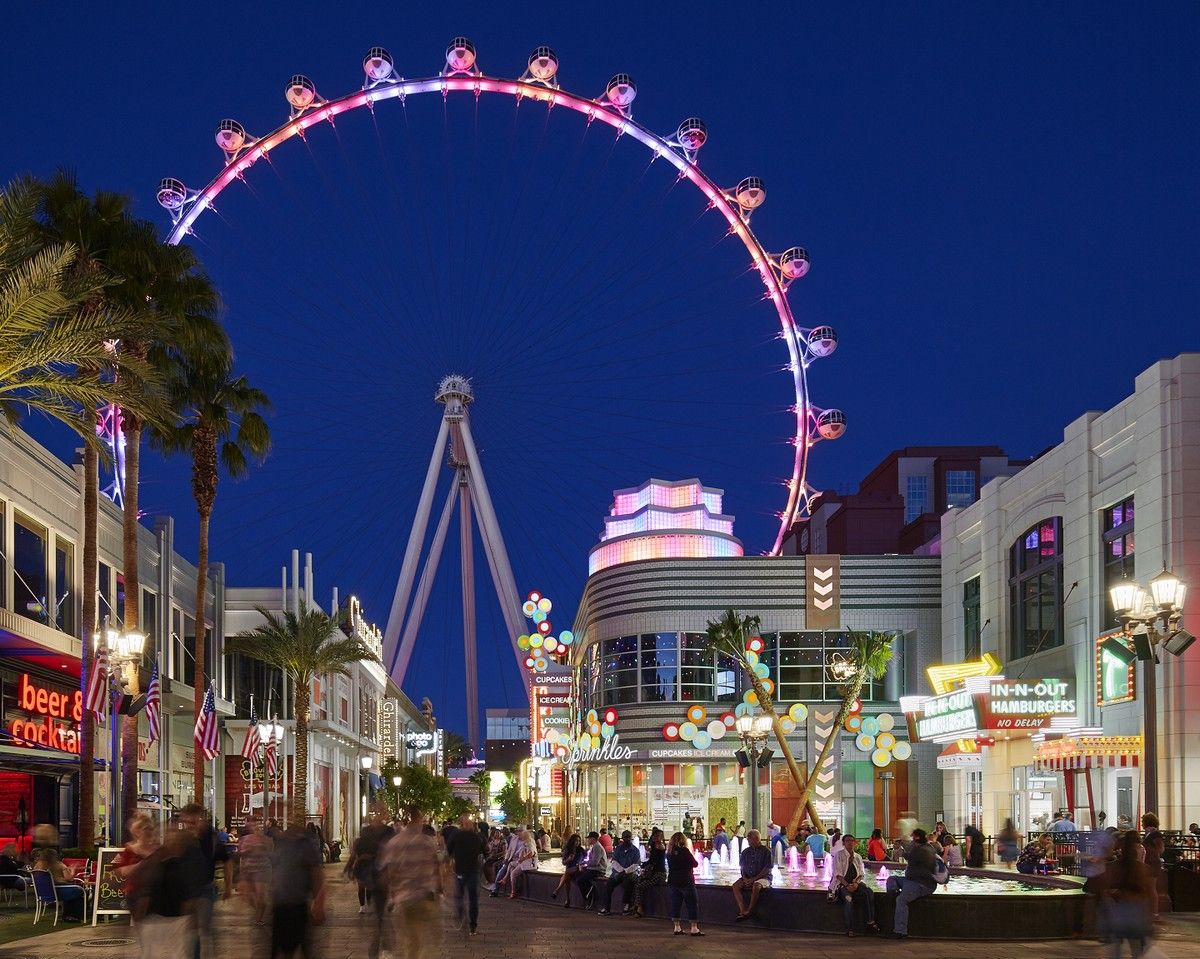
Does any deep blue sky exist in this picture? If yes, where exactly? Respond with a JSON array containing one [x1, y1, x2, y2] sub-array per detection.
[[5, 3, 1198, 742]]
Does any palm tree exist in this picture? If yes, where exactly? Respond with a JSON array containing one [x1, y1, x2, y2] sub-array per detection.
[[441, 730, 471, 769], [152, 357, 270, 802], [468, 767, 489, 811], [706, 610, 821, 831], [783, 629, 895, 836], [224, 603, 378, 829], [30, 172, 137, 850], [103, 219, 228, 823], [2, 177, 168, 844]]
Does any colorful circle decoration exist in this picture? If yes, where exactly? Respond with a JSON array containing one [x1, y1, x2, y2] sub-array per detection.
[[780, 718, 796, 734], [745, 651, 760, 668], [844, 715, 863, 734], [851, 713, 910, 768], [529, 633, 543, 649], [663, 723, 680, 741], [538, 621, 552, 634], [787, 703, 809, 723], [721, 712, 737, 728], [747, 636, 766, 654], [849, 699, 863, 715], [753, 662, 770, 680], [521, 590, 573, 674], [693, 730, 712, 749], [743, 690, 759, 706], [761, 678, 775, 696], [543, 637, 559, 654], [679, 721, 698, 741], [518, 634, 531, 650], [586, 709, 598, 725], [537, 597, 552, 613], [522, 600, 537, 617], [686, 705, 707, 724], [734, 702, 752, 717], [559, 630, 574, 646], [706, 719, 727, 740], [603, 708, 619, 725]]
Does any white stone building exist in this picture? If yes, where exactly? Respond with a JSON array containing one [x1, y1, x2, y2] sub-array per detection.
[[939, 354, 1199, 833]]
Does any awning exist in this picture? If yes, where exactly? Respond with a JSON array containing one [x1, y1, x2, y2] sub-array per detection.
[[936, 739, 984, 770], [1034, 736, 1141, 772]]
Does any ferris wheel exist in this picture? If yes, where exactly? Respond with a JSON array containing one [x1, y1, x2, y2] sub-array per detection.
[[156, 39, 845, 557]]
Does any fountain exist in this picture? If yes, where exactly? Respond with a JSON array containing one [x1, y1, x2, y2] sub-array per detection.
[[774, 841, 784, 865], [722, 844, 732, 867], [709, 851, 720, 872], [804, 849, 816, 876], [876, 864, 891, 884], [787, 846, 801, 873], [822, 852, 834, 881], [699, 855, 713, 880]]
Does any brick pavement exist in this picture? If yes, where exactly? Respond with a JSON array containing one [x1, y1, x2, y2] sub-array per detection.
[[2, 865, 1198, 959]]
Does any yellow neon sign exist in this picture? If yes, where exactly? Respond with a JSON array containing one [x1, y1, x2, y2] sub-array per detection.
[[926, 652, 1002, 695]]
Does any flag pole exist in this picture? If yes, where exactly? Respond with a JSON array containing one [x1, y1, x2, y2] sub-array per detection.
[[248, 694, 255, 826]]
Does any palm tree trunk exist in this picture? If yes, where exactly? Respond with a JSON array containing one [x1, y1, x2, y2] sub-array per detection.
[[746, 672, 821, 833], [192, 507, 210, 803], [120, 418, 142, 840], [292, 680, 310, 831], [784, 674, 867, 837], [77, 436, 98, 850]]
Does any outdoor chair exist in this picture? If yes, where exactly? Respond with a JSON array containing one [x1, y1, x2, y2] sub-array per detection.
[[0, 870, 31, 907], [31, 869, 60, 926]]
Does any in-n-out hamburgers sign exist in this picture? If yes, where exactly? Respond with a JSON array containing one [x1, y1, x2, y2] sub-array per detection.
[[907, 677, 1076, 742]]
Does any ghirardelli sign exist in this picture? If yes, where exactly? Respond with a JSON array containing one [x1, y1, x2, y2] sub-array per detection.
[[567, 732, 634, 765]]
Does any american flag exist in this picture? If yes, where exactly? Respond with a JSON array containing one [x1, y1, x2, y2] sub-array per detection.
[[241, 703, 261, 759], [264, 719, 278, 778], [84, 640, 109, 720], [193, 684, 219, 760], [145, 662, 162, 743]]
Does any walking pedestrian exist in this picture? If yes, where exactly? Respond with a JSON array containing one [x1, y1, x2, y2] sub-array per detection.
[[634, 828, 667, 917], [887, 828, 937, 939], [550, 833, 583, 906], [132, 825, 206, 959], [381, 806, 443, 959], [1101, 830, 1156, 958], [236, 815, 274, 926], [667, 831, 702, 936], [963, 821, 986, 868], [268, 815, 326, 959], [447, 815, 486, 935], [179, 804, 231, 959]]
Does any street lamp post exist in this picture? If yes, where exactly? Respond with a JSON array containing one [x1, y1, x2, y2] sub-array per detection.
[[360, 755, 374, 828], [735, 714, 773, 832], [98, 625, 146, 843], [1107, 569, 1191, 816]]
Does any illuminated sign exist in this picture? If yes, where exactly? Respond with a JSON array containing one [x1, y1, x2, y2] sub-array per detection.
[[914, 689, 977, 741], [906, 675, 1077, 741], [7, 674, 82, 754], [405, 730, 440, 759], [567, 731, 634, 765], [1096, 632, 1136, 707], [926, 653, 1002, 695]]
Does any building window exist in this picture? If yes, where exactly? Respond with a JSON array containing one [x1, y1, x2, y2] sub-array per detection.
[[640, 633, 678, 702], [769, 632, 883, 701], [13, 512, 48, 624], [946, 470, 977, 509], [905, 475, 929, 523], [680, 633, 717, 701], [600, 636, 639, 705], [0, 502, 6, 609], [1102, 497, 1134, 630], [1008, 517, 1064, 658], [54, 537, 75, 635], [184, 614, 197, 687], [963, 576, 981, 660], [141, 589, 157, 648]]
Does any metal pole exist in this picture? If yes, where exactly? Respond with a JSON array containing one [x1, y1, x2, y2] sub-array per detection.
[[393, 478, 459, 684], [109, 682, 120, 845], [459, 473, 480, 752], [1143, 655, 1158, 816], [384, 417, 451, 675], [880, 771, 894, 838], [748, 742, 760, 833]]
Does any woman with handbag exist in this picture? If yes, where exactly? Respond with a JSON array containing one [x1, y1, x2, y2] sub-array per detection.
[[633, 829, 667, 917]]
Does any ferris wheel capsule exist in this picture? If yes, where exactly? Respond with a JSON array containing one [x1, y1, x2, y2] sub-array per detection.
[[605, 74, 637, 108], [779, 247, 811, 280], [808, 326, 838, 358], [527, 46, 558, 81], [445, 37, 477, 73], [214, 119, 246, 155], [157, 178, 188, 211], [676, 117, 708, 153], [735, 176, 766, 211], [815, 409, 847, 440], [363, 47, 394, 82], [285, 75, 318, 112]]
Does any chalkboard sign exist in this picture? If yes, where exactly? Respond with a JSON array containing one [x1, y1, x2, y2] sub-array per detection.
[[92, 846, 129, 925]]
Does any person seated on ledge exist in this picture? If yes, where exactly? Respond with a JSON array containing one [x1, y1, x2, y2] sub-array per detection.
[[805, 826, 828, 863], [731, 829, 772, 921], [1016, 834, 1054, 875], [827, 834, 880, 937], [886, 829, 937, 939]]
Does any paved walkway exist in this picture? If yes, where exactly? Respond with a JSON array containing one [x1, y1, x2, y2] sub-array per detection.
[[2, 865, 1199, 959]]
